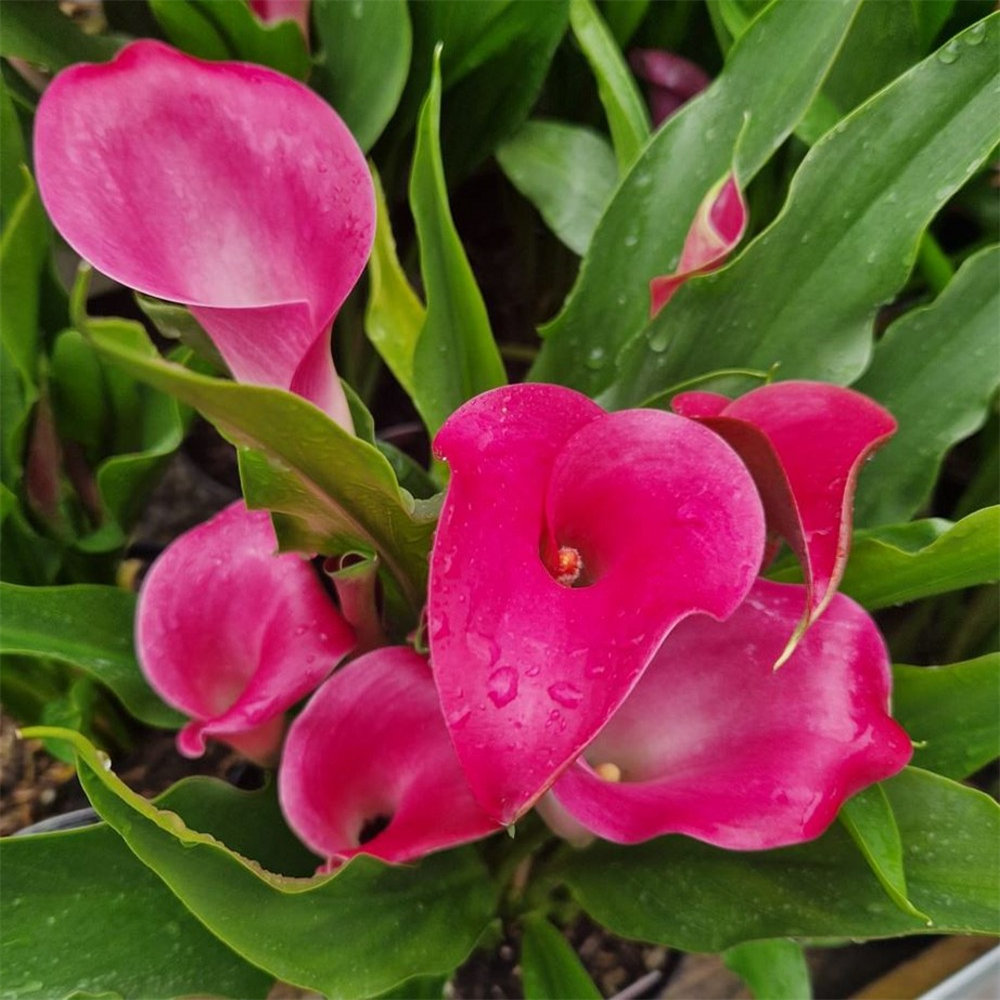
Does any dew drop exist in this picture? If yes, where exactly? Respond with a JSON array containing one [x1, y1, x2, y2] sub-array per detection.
[[487, 666, 519, 708], [547, 681, 583, 708], [937, 40, 960, 64], [584, 346, 607, 371], [965, 22, 986, 45]]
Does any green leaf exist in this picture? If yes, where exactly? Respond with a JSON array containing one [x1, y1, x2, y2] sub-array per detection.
[[531, 0, 861, 394], [569, 0, 651, 173], [364, 165, 425, 400], [599, 0, 650, 47], [312, 0, 411, 152], [894, 655, 1000, 780], [556, 767, 999, 951], [912, 0, 957, 50], [0, 583, 183, 728], [0, 76, 27, 224], [0, 0, 119, 70], [409, 49, 506, 437], [853, 245, 1000, 527], [722, 939, 811, 1000], [520, 914, 601, 1000], [150, 0, 311, 78], [605, 14, 1000, 409], [832, 509, 998, 609], [839, 785, 929, 922], [0, 803, 272, 999], [82, 315, 434, 615], [33, 727, 498, 999], [496, 119, 619, 256], [135, 294, 227, 373]]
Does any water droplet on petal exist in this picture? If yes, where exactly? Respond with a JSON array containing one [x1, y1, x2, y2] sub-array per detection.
[[487, 666, 519, 708], [547, 681, 583, 708]]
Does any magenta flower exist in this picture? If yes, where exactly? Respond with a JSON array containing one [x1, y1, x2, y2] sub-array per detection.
[[34, 40, 374, 431], [673, 382, 897, 662], [136, 502, 355, 763], [650, 172, 748, 317], [629, 49, 711, 127], [280, 646, 500, 866], [428, 384, 767, 826], [428, 382, 908, 842], [549, 579, 912, 849]]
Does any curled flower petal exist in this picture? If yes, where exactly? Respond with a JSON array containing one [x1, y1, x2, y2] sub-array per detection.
[[249, 0, 310, 37], [136, 502, 355, 762], [280, 647, 500, 866], [34, 40, 373, 430], [430, 384, 765, 825], [650, 172, 747, 317], [674, 381, 896, 661], [629, 49, 711, 126], [551, 579, 912, 849]]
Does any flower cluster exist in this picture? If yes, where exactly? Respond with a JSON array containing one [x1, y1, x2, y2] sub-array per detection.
[[35, 42, 911, 868]]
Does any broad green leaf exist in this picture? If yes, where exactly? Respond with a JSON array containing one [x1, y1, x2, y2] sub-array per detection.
[[0, 76, 27, 223], [0, 0, 119, 70], [364, 166, 425, 400], [151, 0, 311, 78], [0, 487, 62, 585], [556, 768, 999, 950], [496, 120, 619, 256], [409, 50, 506, 437], [82, 316, 434, 614], [839, 785, 929, 922], [599, 0, 650, 47], [722, 939, 811, 1000], [853, 245, 1000, 527], [894, 655, 1000, 780], [312, 0, 411, 152], [398, 1, 569, 178], [520, 914, 601, 1000], [838, 509, 998, 609], [0, 583, 183, 728], [605, 14, 1000, 409], [531, 0, 861, 394], [35, 727, 498, 1000], [569, 0, 651, 173], [0, 821, 271, 1000], [377, 975, 448, 1000]]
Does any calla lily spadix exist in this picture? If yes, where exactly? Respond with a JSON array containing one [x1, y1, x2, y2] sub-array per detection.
[[673, 381, 897, 665], [280, 647, 500, 866], [33, 40, 374, 431], [649, 172, 747, 317], [429, 384, 767, 826], [136, 502, 355, 763], [549, 579, 912, 849]]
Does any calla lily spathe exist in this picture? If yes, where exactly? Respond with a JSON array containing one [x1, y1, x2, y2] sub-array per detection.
[[34, 40, 373, 431]]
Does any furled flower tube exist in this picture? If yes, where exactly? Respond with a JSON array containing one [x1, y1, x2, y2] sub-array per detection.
[[33, 40, 374, 431], [136, 502, 355, 763]]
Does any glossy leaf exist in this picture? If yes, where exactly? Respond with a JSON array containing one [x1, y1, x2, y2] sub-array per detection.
[[839, 784, 928, 922], [893, 655, 1000, 780], [0, 810, 271, 1000], [606, 15, 1000, 409], [312, 0, 411, 152], [531, 0, 860, 394], [0, 0, 119, 70], [853, 245, 1000, 527], [0, 583, 182, 728], [556, 767, 999, 950], [151, 0, 310, 78], [723, 939, 811, 1000], [520, 914, 601, 1000], [365, 165, 425, 401], [82, 316, 435, 615], [409, 50, 506, 436], [35, 727, 497, 999], [569, 0, 650, 172], [496, 119, 619, 256]]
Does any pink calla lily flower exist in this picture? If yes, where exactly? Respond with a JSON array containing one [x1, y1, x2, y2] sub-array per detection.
[[629, 49, 711, 127], [249, 0, 310, 38], [34, 40, 374, 431], [649, 172, 747, 317], [673, 381, 897, 663], [429, 384, 766, 826], [549, 579, 912, 849], [136, 502, 355, 763], [280, 646, 500, 866]]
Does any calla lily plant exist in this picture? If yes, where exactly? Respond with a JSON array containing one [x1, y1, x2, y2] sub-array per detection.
[[4, 3, 998, 999]]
